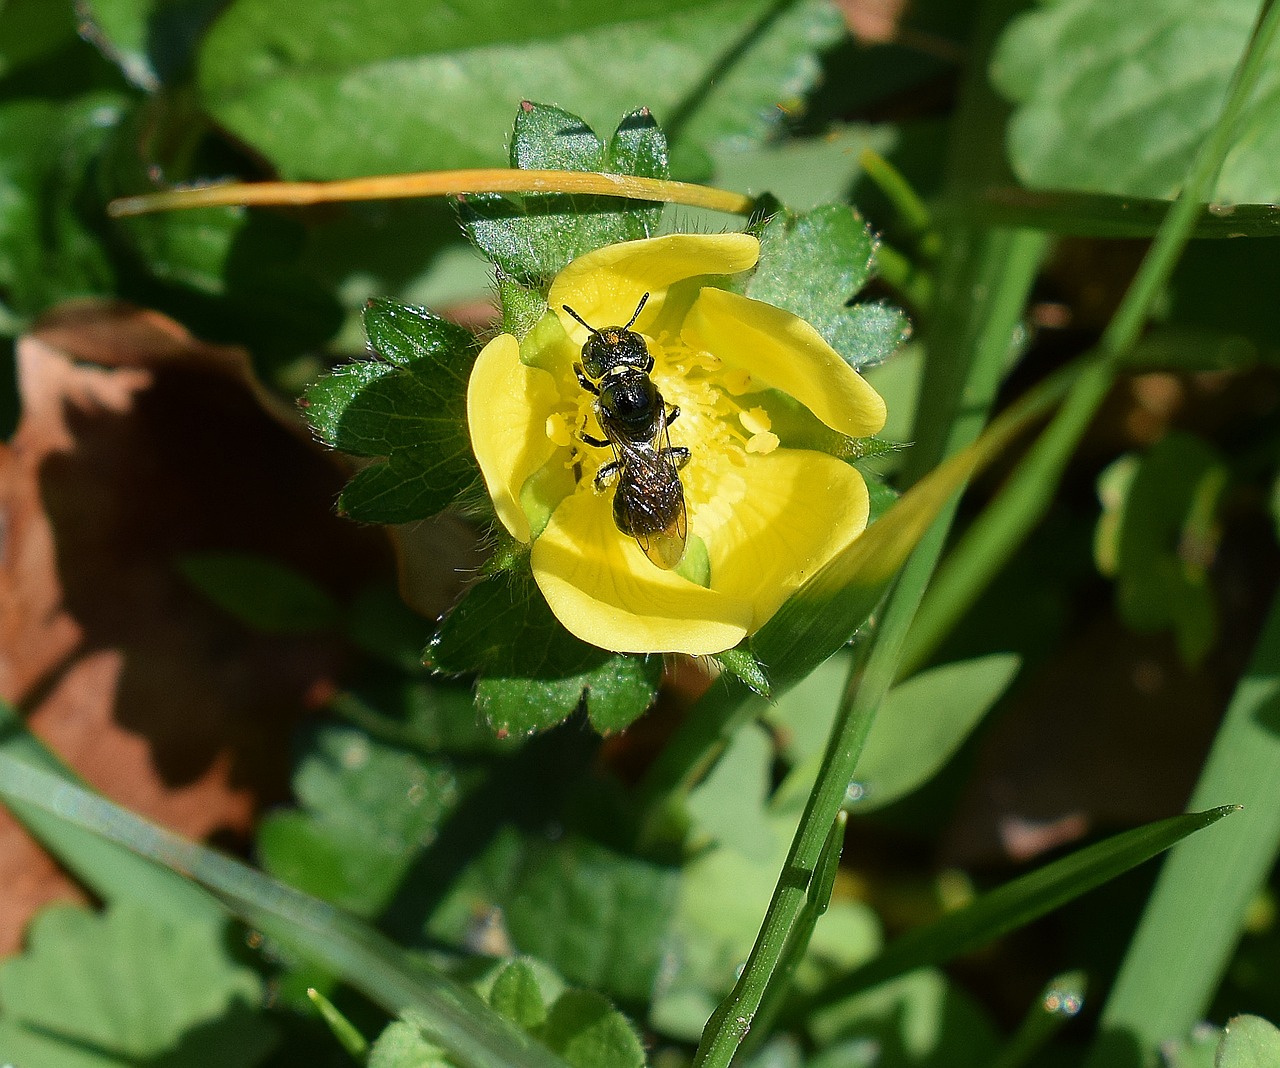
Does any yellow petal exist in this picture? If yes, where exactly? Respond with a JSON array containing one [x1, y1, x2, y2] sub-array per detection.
[[682, 288, 888, 438], [702, 449, 871, 629], [550, 233, 759, 347], [467, 334, 563, 543], [532, 488, 753, 655]]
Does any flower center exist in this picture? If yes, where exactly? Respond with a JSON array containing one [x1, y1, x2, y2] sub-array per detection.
[[548, 331, 778, 544]]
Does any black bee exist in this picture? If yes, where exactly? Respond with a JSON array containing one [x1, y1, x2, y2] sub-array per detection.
[[563, 293, 689, 570]]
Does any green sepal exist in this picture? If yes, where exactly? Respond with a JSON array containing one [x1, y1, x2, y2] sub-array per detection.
[[301, 298, 479, 525], [425, 570, 661, 735], [745, 204, 911, 368], [712, 645, 771, 698], [499, 273, 550, 339], [460, 103, 669, 285]]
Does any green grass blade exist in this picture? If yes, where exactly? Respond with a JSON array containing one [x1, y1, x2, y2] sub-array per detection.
[[0, 704, 216, 924], [803, 807, 1237, 1010], [0, 751, 571, 1068], [956, 188, 1280, 239], [902, 0, 1280, 674], [1087, 589, 1280, 1065]]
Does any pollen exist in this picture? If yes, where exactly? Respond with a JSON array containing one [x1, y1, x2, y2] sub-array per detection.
[[545, 412, 573, 448], [746, 431, 779, 454], [739, 406, 771, 436]]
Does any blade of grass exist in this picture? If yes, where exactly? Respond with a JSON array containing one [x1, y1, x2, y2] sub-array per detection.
[[740, 811, 847, 1058], [687, 1, 1051, 1062], [801, 807, 1237, 1013], [1086, 587, 1280, 1065], [901, 0, 1280, 676], [0, 704, 215, 923], [955, 188, 1280, 239], [0, 750, 571, 1068]]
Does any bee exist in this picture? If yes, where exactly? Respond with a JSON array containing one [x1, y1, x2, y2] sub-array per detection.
[[562, 293, 689, 570]]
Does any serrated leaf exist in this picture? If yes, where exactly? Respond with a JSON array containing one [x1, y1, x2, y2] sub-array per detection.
[[461, 104, 667, 283], [1217, 1015, 1280, 1068], [501, 837, 679, 1002], [992, 0, 1280, 202], [258, 724, 463, 917], [746, 205, 909, 369], [428, 571, 660, 734], [0, 904, 275, 1067], [542, 990, 645, 1068], [195, 0, 840, 181], [175, 551, 340, 634], [303, 298, 478, 524]]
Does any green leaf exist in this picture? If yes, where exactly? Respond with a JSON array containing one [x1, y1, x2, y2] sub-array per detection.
[[461, 104, 667, 283], [78, 0, 222, 90], [686, 723, 775, 861], [175, 551, 341, 634], [0, 0, 78, 76], [0, 94, 124, 330], [543, 990, 645, 1068], [195, 0, 840, 181], [1217, 1015, 1280, 1068], [257, 724, 463, 917], [0, 904, 275, 1067], [745, 205, 910, 369], [808, 806, 1239, 1009], [847, 653, 1021, 812], [1094, 432, 1227, 665], [490, 961, 550, 1033], [501, 836, 679, 1002], [427, 571, 661, 735], [807, 969, 1000, 1068], [991, 0, 1280, 202], [1162, 1026, 1224, 1068], [302, 298, 478, 524], [367, 1019, 454, 1068], [1088, 588, 1280, 1062], [0, 753, 573, 1068]]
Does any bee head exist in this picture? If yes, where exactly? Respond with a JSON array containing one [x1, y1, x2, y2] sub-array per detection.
[[563, 293, 654, 381]]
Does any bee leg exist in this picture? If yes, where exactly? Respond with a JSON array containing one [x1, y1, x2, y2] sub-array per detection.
[[580, 429, 610, 449], [574, 363, 599, 395], [665, 446, 691, 470], [666, 404, 681, 425], [595, 461, 622, 490]]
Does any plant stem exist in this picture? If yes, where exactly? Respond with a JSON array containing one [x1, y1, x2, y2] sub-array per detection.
[[106, 168, 757, 218]]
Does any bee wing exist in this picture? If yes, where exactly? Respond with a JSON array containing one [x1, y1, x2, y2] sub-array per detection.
[[616, 442, 688, 571]]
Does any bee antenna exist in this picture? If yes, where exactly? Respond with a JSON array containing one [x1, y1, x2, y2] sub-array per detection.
[[624, 292, 650, 330], [561, 304, 597, 333]]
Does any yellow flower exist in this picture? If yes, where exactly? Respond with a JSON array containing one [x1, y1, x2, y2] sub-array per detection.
[[467, 233, 887, 656]]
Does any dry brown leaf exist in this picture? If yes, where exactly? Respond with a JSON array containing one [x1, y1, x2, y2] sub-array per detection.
[[0, 301, 391, 953]]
